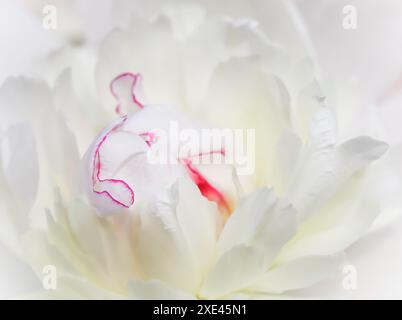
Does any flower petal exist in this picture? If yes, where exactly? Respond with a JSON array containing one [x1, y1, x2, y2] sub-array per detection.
[[175, 177, 222, 273], [286, 105, 388, 222], [217, 188, 297, 267], [201, 57, 291, 189], [1, 123, 38, 231], [250, 254, 344, 294], [278, 167, 382, 262], [200, 245, 265, 298], [136, 177, 221, 294]]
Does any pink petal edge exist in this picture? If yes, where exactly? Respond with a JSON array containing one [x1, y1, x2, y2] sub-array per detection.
[[110, 72, 144, 116], [92, 116, 135, 209]]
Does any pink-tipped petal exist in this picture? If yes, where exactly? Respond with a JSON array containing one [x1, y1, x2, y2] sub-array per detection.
[[110, 72, 144, 116], [90, 117, 150, 215], [91, 117, 134, 209]]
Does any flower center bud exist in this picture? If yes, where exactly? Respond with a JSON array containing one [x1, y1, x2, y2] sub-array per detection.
[[86, 72, 233, 216]]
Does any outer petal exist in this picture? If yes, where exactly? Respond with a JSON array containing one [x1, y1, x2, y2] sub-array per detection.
[[199, 245, 265, 298], [3, 124, 39, 217], [217, 188, 297, 267], [136, 176, 221, 294], [216, 188, 276, 255], [200, 188, 297, 298], [21, 189, 140, 296], [0, 123, 39, 256], [199, 0, 312, 59], [285, 105, 388, 222], [277, 170, 381, 262], [96, 17, 183, 114], [175, 177, 222, 273], [95, 2, 301, 118], [201, 57, 291, 189], [0, 77, 81, 236], [250, 254, 344, 294], [294, 0, 402, 104], [0, 1, 59, 85]]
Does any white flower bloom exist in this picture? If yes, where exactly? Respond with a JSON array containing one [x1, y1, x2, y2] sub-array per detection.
[[0, 0, 390, 299]]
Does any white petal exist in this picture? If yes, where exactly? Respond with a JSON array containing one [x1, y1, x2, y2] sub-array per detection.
[[2, 123, 39, 230], [63, 198, 139, 285], [0, 77, 81, 227], [96, 17, 183, 113], [200, 0, 311, 59], [52, 69, 100, 155], [200, 245, 265, 298], [23, 193, 136, 293], [217, 188, 297, 266], [278, 171, 381, 261], [0, 124, 39, 248], [281, 136, 388, 263], [136, 180, 210, 294], [201, 57, 291, 188], [250, 254, 344, 294], [217, 188, 276, 255], [275, 131, 302, 194], [87, 125, 149, 215], [175, 177, 221, 273], [286, 110, 388, 221], [294, 0, 402, 103], [0, 2, 59, 85]]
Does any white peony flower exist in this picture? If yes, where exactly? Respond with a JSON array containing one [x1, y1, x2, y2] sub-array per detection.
[[0, 0, 390, 299]]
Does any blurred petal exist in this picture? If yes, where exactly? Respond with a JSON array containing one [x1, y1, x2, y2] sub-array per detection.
[[286, 105, 388, 222], [279, 170, 381, 261], [4, 124, 39, 213], [136, 177, 221, 294], [200, 245, 265, 298], [250, 254, 344, 294], [201, 57, 291, 188], [217, 188, 297, 267]]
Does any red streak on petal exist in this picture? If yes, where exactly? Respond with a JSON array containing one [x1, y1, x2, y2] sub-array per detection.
[[138, 131, 157, 147], [110, 72, 144, 116], [181, 156, 231, 215], [189, 148, 226, 159]]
